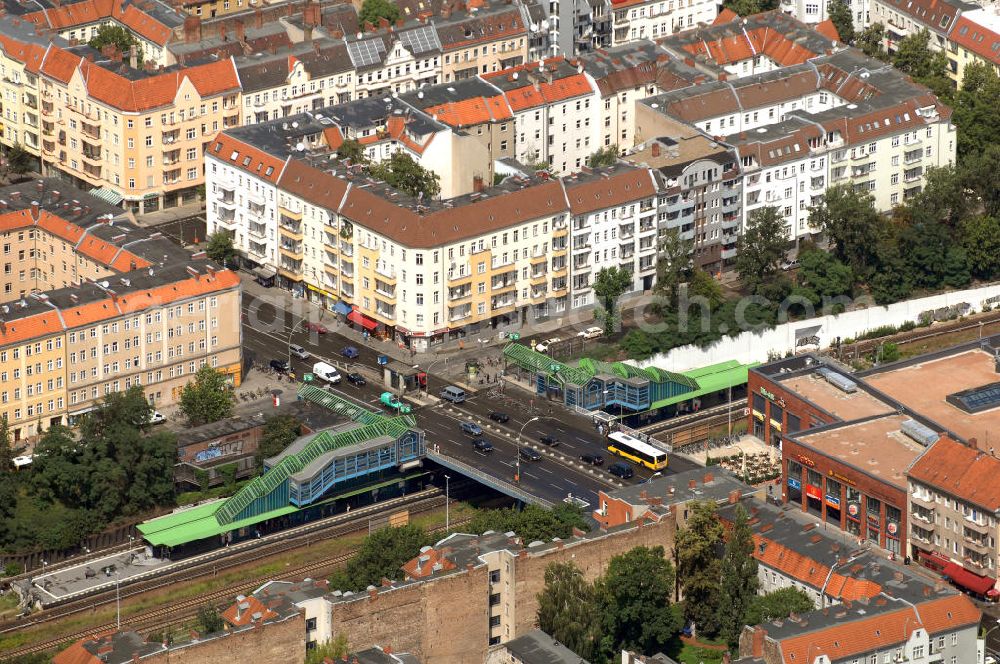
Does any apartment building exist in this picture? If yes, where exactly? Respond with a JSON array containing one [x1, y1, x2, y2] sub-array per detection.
[[870, 0, 971, 62], [580, 40, 701, 151], [907, 435, 1000, 598], [0, 179, 241, 443], [0, 29, 47, 160], [950, 10, 1000, 82], [18, 0, 184, 68], [237, 39, 355, 125], [346, 26, 442, 100], [37, 48, 240, 214], [627, 114, 741, 272], [437, 3, 532, 81], [608, 0, 718, 47], [482, 57, 600, 174]]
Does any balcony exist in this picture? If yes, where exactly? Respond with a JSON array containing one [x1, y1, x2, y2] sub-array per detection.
[[551, 281, 568, 292], [530, 253, 547, 265], [553, 224, 569, 238], [340, 261, 354, 278], [904, 167, 923, 183], [910, 491, 936, 508], [81, 122, 100, 141], [491, 297, 516, 312], [279, 200, 303, 218], [375, 264, 396, 281], [448, 288, 472, 301], [963, 534, 990, 554], [964, 514, 990, 533], [248, 223, 267, 240], [530, 270, 547, 285], [449, 305, 472, 322], [82, 163, 101, 179], [280, 242, 304, 259], [81, 146, 101, 163], [162, 130, 180, 145], [248, 201, 266, 218], [247, 243, 267, 260], [41, 101, 54, 116], [904, 149, 923, 165]]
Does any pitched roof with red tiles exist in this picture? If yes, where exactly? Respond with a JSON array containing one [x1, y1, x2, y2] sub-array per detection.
[[565, 166, 656, 215], [751, 532, 883, 601], [209, 133, 289, 184], [221, 595, 278, 627], [714, 7, 739, 24], [22, 0, 173, 46], [951, 13, 1000, 66], [815, 18, 842, 42], [490, 71, 595, 111], [402, 546, 457, 579], [423, 94, 513, 127], [907, 435, 1000, 512], [0, 35, 47, 74], [775, 594, 980, 664], [879, 0, 963, 37]]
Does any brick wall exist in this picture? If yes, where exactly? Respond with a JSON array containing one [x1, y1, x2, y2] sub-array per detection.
[[328, 519, 677, 663], [145, 613, 305, 664]]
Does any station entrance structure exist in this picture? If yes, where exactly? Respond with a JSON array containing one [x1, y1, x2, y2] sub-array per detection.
[[138, 387, 425, 550], [502, 343, 756, 416]]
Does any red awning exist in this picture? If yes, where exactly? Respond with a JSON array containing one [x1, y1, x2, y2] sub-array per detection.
[[347, 310, 378, 331], [943, 562, 996, 595]]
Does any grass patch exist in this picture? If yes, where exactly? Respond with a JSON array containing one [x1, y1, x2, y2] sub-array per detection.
[[0, 591, 20, 621], [671, 643, 727, 664], [175, 480, 251, 507]]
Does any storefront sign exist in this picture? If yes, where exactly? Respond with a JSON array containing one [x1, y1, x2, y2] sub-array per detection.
[[796, 454, 816, 468], [788, 477, 802, 490], [827, 470, 857, 486], [887, 522, 899, 536], [825, 494, 841, 509], [805, 484, 822, 500], [306, 284, 337, 300], [770, 419, 783, 432], [847, 503, 860, 518], [752, 410, 764, 421], [759, 386, 786, 408]]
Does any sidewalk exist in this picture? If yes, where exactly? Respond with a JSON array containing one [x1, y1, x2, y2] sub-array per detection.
[[132, 200, 205, 228], [240, 275, 509, 375]]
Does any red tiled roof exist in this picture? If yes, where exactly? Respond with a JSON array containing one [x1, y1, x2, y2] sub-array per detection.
[[776, 595, 980, 664], [423, 94, 513, 127], [565, 167, 656, 215], [714, 7, 739, 24], [680, 24, 824, 67], [23, 0, 173, 46], [52, 632, 114, 664], [209, 133, 288, 184], [402, 546, 457, 579], [907, 435, 1000, 511], [815, 18, 841, 42], [951, 15, 1000, 66], [751, 533, 883, 601], [221, 595, 278, 627]]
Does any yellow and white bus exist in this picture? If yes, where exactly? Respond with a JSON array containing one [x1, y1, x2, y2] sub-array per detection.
[[607, 431, 668, 471]]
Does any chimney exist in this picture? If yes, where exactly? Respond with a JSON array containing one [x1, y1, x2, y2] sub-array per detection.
[[473, 175, 484, 192], [728, 489, 741, 504], [378, 16, 390, 29], [235, 19, 246, 43], [640, 489, 648, 500], [254, 7, 263, 29], [30, 200, 39, 220], [184, 16, 202, 43], [129, 44, 137, 69], [751, 626, 766, 657], [367, 587, 378, 599], [703, 472, 714, 484], [719, 72, 728, 81], [651, 142, 660, 158]]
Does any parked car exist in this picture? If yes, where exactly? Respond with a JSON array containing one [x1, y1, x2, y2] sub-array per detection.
[[270, 359, 290, 373], [608, 461, 634, 479], [519, 447, 542, 462], [534, 337, 562, 353], [578, 326, 603, 340], [288, 343, 309, 360], [781, 258, 800, 271], [304, 321, 328, 334], [148, 411, 166, 425], [460, 422, 483, 437], [342, 346, 360, 359], [473, 438, 494, 453], [12, 455, 32, 469], [312, 361, 341, 384], [580, 453, 604, 466], [346, 372, 367, 386], [379, 392, 412, 414], [539, 434, 559, 447], [489, 412, 510, 423]]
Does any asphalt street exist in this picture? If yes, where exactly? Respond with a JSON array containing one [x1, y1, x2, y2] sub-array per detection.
[[239, 292, 700, 506]]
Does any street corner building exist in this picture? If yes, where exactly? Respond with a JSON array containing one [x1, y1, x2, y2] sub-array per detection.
[[0, 178, 242, 444]]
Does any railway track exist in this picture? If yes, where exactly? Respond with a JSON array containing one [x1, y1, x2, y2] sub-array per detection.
[[0, 489, 456, 658], [4, 513, 474, 660]]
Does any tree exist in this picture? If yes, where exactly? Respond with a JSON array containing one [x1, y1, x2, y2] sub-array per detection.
[[597, 546, 681, 658], [0, 416, 12, 472], [467, 504, 588, 543], [368, 152, 440, 199], [796, 248, 854, 301], [0, 417, 16, 544], [718, 505, 759, 650], [204, 231, 237, 267], [2, 144, 33, 176], [892, 30, 953, 101], [179, 366, 235, 426], [358, 0, 400, 25], [735, 206, 787, 292], [593, 266, 633, 336], [330, 524, 431, 592], [962, 143, 1000, 216], [953, 62, 1000, 162], [685, 268, 726, 310], [655, 228, 693, 306], [88, 25, 143, 67], [587, 145, 619, 168], [337, 138, 367, 164], [305, 635, 350, 664], [196, 605, 225, 634], [808, 184, 882, 278], [723, 0, 778, 16], [675, 501, 724, 637], [908, 165, 970, 228], [744, 587, 814, 626], [827, 0, 854, 44], [855, 23, 887, 60], [897, 219, 970, 290], [961, 216, 1000, 280], [254, 414, 301, 471], [537, 562, 601, 660]]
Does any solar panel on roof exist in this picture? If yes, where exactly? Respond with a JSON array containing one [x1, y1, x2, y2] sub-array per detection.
[[399, 25, 441, 55], [947, 381, 1000, 414], [347, 38, 386, 68]]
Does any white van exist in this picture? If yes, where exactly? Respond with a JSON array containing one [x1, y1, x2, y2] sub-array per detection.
[[440, 386, 467, 403], [312, 361, 342, 384]]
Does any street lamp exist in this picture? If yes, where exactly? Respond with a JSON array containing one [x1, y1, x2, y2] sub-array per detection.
[[414, 358, 447, 396], [444, 474, 451, 531], [515, 417, 540, 482], [115, 568, 122, 631], [286, 316, 307, 369]]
